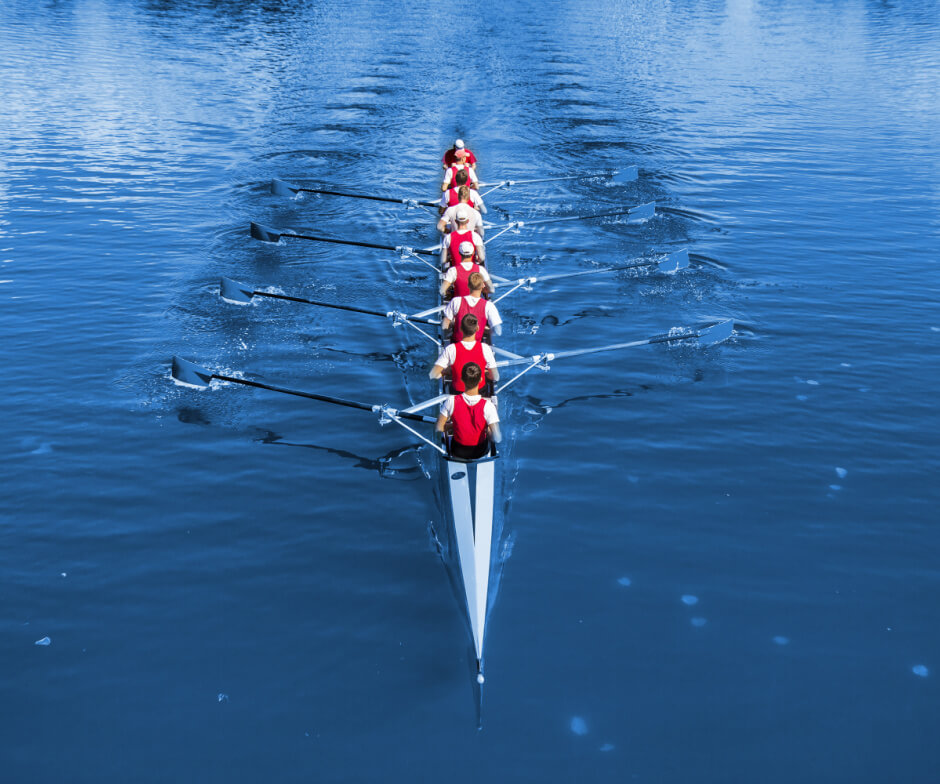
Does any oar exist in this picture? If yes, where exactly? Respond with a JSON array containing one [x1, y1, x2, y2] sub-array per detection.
[[250, 222, 438, 256], [483, 201, 655, 245], [494, 319, 734, 369], [272, 179, 438, 208], [479, 166, 638, 196], [219, 277, 442, 347], [491, 250, 690, 304], [171, 356, 435, 424]]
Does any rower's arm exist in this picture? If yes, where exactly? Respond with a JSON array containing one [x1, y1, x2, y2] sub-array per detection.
[[436, 217, 447, 233], [435, 412, 449, 433], [488, 423, 502, 443], [486, 365, 500, 381], [440, 278, 454, 296]]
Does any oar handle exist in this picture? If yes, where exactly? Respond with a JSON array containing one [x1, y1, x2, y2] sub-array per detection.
[[211, 375, 435, 423]]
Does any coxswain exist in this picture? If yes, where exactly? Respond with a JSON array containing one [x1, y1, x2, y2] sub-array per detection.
[[436, 362, 502, 461], [441, 149, 479, 192], [430, 313, 499, 392], [439, 171, 486, 214], [442, 272, 503, 342], [443, 207, 485, 267], [442, 138, 478, 170], [437, 194, 485, 237], [440, 242, 493, 298]]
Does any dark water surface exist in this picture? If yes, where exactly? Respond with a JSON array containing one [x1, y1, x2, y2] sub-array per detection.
[[2, 1, 939, 781]]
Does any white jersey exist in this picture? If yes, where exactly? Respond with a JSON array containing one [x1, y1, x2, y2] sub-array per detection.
[[442, 261, 492, 288], [442, 164, 479, 189], [438, 189, 486, 214], [433, 340, 497, 371], [440, 394, 500, 425], [443, 296, 503, 330], [440, 204, 484, 235]]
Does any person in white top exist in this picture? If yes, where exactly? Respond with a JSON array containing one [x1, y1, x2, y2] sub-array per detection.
[[430, 313, 499, 386], [438, 198, 485, 236], [442, 273, 503, 339], [441, 208, 486, 267], [436, 362, 501, 461], [441, 243, 493, 297], [441, 151, 479, 191], [438, 178, 486, 214]]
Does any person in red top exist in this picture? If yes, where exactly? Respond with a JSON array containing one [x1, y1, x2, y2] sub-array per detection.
[[441, 151, 479, 192], [443, 209, 485, 268], [440, 243, 493, 298], [436, 362, 501, 461], [429, 314, 499, 392], [442, 138, 478, 170], [442, 272, 503, 342]]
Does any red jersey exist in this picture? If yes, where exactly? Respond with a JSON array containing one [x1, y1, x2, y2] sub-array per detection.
[[453, 261, 480, 298], [446, 164, 476, 189], [451, 340, 487, 393], [453, 297, 488, 342], [448, 230, 477, 267], [444, 187, 477, 208], [443, 148, 477, 168], [451, 394, 488, 447]]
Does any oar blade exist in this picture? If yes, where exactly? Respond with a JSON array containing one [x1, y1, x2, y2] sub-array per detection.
[[171, 356, 214, 388], [627, 201, 656, 221], [271, 178, 298, 197], [698, 319, 734, 346], [250, 222, 281, 243], [657, 248, 690, 274], [220, 277, 255, 304], [611, 165, 638, 184]]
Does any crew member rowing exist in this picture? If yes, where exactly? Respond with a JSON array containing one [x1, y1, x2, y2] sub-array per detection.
[[442, 149, 479, 192], [438, 194, 485, 237], [439, 170, 486, 214], [442, 272, 503, 342], [441, 242, 493, 298], [430, 313, 498, 392], [436, 362, 501, 461], [443, 207, 485, 267], [442, 138, 477, 170]]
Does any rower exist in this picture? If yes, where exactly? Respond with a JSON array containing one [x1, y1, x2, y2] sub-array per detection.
[[439, 170, 486, 214], [430, 313, 499, 392], [442, 138, 477, 171], [437, 193, 485, 237], [441, 149, 479, 192], [441, 242, 493, 298], [436, 362, 501, 461], [443, 207, 485, 268], [442, 272, 503, 342]]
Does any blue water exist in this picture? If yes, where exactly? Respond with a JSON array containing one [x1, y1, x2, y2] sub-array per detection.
[[2, 0, 939, 780]]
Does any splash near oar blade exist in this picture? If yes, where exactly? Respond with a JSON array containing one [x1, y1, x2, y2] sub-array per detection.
[[697, 319, 734, 346], [220, 277, 255, 304], [171, 357, 214, 388], [250, 222, 281, 243], [627, 201, 656, 221], [610, 165, 639, 184], [271, 178, 298, 197], [657, 249, 690, 273]]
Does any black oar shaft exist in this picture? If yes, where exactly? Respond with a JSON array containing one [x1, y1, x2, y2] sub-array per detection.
[[295, 186, 435, 207], [211, 374, 434, 423], [250, 291, 437, 324], [279, 231, 435, 256]]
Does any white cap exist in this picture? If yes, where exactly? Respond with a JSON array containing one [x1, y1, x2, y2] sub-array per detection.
[[454, 139, 465, 149], [455, 205, 471, 222], [458, 241, 475, 255]]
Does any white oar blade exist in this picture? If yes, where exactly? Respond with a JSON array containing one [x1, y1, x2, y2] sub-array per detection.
[[220, 277, 254, 304], [611, 165, 638, 184], [271, 178, 298, 197], [250, 222, 281, 243], [657, 248, 690, 274], [627, 201, 655, 221], [171, 357, 213, 388], [698, 319, 734, 346]]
